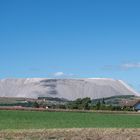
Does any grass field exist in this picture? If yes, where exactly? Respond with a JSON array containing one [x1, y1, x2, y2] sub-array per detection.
[[0, 110, 140, 129]]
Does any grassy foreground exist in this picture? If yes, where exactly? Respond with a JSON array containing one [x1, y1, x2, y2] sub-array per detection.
[[0, 110, 140, 129]]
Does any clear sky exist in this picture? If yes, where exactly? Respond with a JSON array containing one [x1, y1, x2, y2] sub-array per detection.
[[0, 0, 140, 91]]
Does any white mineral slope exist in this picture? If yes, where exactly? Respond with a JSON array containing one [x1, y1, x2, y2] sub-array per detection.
[[0, 78, 139, 100]]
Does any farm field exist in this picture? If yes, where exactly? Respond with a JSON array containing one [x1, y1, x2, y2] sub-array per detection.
[[1, 128, 140, 140], [0, 110, 140, 139], [0, 110, 140, 129]]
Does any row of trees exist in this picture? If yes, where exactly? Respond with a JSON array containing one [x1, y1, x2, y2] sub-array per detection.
[[67, 97, 91, 110], [32, 98, 92, 110], [68, 98, 127, 111], [32, 97, 126, 111], [67, 98, 122, 111]]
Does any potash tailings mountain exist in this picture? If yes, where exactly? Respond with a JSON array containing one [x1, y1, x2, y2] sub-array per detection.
[[0, 78, 139, 100]]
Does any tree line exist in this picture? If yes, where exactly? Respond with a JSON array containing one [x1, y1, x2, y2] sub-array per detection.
[[32, 97, 124, 111]]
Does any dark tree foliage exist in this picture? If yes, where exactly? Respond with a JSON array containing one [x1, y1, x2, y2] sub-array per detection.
[[102, 98, 105, 105], [32, 102, 40, 108], [96, 101, 101, 110], [67, 97, 91, 110]]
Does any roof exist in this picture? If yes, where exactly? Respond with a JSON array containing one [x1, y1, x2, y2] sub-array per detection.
[[120, 100, 140, 107]]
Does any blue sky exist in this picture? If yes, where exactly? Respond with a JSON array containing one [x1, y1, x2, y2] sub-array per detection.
[[0, 0, 140, 91]]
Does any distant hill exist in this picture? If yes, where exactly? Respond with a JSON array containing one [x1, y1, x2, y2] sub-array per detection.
[[0, 78, 139, 100], [92, 95, 137, 106]]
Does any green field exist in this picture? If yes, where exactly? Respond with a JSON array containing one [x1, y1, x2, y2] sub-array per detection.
[[0, 110, 140, 129]]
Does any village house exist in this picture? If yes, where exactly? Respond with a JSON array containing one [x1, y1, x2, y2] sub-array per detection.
[[120, 100, 140, 111]]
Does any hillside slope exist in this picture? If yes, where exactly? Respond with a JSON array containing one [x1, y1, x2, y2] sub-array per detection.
[[0, 78, 139, 100]]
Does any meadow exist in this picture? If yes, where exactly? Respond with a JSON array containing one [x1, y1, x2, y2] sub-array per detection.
[[0, 110, 140, 130]]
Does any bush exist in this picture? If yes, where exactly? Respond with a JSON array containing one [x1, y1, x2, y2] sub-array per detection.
[[32, 102, 39, 108], [67, 97, 91, 110]]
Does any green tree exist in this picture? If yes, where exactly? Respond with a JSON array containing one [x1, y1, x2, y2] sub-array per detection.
[[32, 102, 39, 108], [67, 97, 91, 110], [81, 97, 91, 110], [102, 98, 105, 105], [96, 101, 101, 110]]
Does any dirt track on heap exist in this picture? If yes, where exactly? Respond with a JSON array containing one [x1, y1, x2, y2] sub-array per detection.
[[0, 128, 140, 140]]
